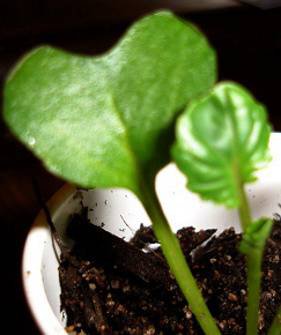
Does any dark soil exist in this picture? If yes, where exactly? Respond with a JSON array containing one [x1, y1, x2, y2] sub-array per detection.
[[59, 209, 281, 335]]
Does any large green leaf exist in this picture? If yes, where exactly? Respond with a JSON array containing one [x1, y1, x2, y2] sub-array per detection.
[[4, 11, 216, 195], [173, 82, 271, 207]]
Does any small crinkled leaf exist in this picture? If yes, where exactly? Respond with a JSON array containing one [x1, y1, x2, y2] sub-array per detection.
[[239, 218, 273, 254], [4, 11, 216, 195], [172, 82, 271, 207]]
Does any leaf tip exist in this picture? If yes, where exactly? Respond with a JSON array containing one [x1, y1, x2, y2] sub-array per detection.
[[5, 46, 52, 84]]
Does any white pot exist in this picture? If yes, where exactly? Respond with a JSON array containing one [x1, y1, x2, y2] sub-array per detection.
[[22, 133, 281, 335]]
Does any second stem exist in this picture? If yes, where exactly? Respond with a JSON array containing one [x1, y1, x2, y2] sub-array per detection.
[[245, 249, 263, 335], [238, 184, 262, 335]]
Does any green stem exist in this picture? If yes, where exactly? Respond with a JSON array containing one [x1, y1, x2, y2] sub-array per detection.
[[245, 249, 263, 335], [237, 182, 251, 231], [236, 182, 263, 335], [233, 161, 251, 231], [268, 307, 281, 335], [140, 180, 221, 335]]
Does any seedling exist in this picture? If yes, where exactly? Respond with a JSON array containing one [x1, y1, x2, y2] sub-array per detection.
[[3, 11, 280, 335], [173, 82, 280, 335]]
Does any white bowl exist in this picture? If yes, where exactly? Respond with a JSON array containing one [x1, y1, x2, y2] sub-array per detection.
[[22, 132, 281, 334]]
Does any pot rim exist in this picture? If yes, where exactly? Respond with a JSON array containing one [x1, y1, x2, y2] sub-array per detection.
[[22, 132, 281, 334], [22, 183, 76, 335]]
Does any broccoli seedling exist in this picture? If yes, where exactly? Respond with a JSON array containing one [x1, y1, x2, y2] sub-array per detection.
[[4, 11, 221, 335], [173, 82, 280, 335]]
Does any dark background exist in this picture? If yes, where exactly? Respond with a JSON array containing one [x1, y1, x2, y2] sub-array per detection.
[[1, 1, 281, 333]]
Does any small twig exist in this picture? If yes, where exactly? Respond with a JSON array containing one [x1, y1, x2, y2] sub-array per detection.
[[120, 214, 135, 234]]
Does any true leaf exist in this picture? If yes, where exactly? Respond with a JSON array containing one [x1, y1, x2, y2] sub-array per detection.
[[239, 218, 273, 255], [4, 11, 216, 197], [172, 82, 271, 207]]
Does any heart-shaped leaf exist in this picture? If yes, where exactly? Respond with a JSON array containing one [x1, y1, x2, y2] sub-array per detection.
[[172, 82, 271, 207], [4, 11, 216, 196]]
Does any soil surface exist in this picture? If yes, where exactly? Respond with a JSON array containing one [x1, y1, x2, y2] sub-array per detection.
[[59, 209, 281, 335]]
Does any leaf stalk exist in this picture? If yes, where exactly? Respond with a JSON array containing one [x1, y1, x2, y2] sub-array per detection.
[[237, 183, 272, 335], [245, 249, 263, 335], [237, 183, 251, 231], [236, 182, 260, 335], [268, 307, 281, 335], [232, 160, 251, 231], [140, 180, 221, 335]]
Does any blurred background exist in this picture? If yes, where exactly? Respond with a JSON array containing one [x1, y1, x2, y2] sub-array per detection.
[[1, 0, 281, 333]]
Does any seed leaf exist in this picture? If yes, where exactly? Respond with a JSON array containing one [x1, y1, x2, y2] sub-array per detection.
[[173, 82, 271, 207], [4, 11, 216, 195]]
